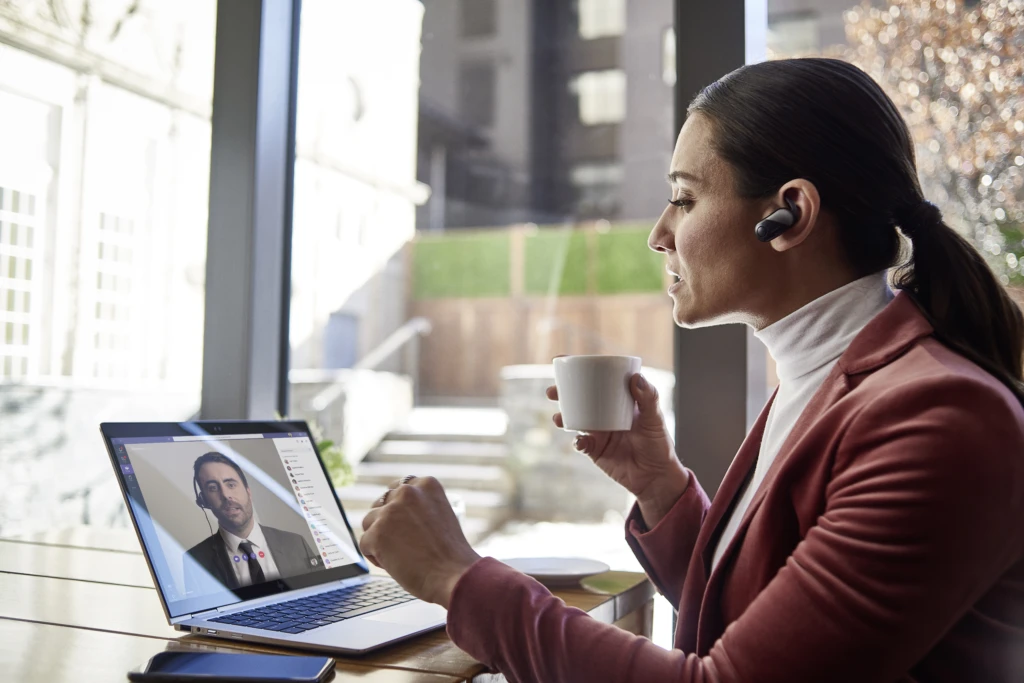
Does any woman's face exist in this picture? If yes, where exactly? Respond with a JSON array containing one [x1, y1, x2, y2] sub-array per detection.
[[649, 114, 777, 328]]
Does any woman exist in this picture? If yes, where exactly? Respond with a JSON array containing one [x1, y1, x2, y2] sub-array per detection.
[[358, 58, 1024, 682]]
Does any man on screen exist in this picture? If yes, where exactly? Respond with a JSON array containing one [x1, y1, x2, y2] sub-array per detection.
[[184, 452, 321, 593]]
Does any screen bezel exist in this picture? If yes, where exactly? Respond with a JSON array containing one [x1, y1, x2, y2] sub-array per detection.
[[101, 419, 369, 622]]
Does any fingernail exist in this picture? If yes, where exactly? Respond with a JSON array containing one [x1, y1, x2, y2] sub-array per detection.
[[637, 374, 648, 390], [573, 436, 582, 451]]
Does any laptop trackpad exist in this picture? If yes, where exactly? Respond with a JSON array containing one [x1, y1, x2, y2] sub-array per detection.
[[365, 601, 447, 628]]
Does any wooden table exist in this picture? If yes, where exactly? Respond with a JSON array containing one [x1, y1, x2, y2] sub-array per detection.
[[0, 529, 654, 682]]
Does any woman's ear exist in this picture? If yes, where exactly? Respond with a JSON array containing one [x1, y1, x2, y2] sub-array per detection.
[[768, 179, 821, 253]]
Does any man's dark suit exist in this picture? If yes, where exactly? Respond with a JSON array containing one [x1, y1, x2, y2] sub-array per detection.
[[183, 525, 322, 593]]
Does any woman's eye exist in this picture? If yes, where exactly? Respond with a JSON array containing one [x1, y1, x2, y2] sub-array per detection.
[[668, 198, 693, 208]]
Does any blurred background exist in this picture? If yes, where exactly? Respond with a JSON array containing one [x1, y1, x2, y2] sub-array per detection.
[[1, 0, 1021, 647]]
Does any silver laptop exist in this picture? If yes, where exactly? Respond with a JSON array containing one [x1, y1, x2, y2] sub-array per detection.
[[100, 420, 447, 654]]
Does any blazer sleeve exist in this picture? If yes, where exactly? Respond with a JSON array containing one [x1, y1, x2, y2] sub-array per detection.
[[445, 377, 1024, 683], [623, 468, 711, 607]]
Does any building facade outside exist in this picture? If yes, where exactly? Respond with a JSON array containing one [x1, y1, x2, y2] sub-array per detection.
[[413, 0, 865, 233], [416, 0, 675, 229]]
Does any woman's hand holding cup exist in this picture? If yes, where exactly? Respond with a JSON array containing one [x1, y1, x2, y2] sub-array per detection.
[[549, 355, 690, 528]]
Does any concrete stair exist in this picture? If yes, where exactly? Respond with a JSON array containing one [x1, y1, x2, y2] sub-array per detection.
[[336, 407, 512, 545], [355, 461, 513, 493]]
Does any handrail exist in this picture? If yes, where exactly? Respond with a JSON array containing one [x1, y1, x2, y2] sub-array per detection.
[[354, 317, 432, 371], [305, 317, 432, 413]]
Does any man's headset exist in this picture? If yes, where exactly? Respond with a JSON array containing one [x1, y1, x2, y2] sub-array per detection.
[[192, 452, 250, 536], [193, 475, 210, 510], [754, 197, 800, 243], [193, 472, 216, 536]]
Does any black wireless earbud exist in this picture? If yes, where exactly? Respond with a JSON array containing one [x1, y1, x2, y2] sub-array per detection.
[[754, 197, 800, 243]]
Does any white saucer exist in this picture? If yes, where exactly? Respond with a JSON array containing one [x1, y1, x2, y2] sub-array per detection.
[[501, 557, 611, 587]]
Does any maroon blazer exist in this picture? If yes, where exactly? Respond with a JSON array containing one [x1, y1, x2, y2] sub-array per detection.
[[446, 292, 1024, 682]]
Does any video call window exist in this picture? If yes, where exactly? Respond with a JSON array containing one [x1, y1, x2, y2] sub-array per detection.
[[117, 434, 358, 616]]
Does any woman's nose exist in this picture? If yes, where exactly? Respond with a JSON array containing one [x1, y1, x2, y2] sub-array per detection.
[[648, 207, 675, 253]]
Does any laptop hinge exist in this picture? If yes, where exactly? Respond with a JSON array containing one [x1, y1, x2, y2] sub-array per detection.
[[189, 608, 220, 621]]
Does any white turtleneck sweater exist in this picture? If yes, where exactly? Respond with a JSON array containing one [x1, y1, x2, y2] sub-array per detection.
[[710, 271, 895, 571]]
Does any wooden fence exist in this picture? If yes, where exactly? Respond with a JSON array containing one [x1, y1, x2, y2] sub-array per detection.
[[412, 293, 674, 398]]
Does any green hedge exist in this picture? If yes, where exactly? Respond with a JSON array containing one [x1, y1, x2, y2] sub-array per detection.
[[524, 230, 589, 295], [413, 232, 510, 298], [413, 225, 663, 299], [595, 229, 664, 293]]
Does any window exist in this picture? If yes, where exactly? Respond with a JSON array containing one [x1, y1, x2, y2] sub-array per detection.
[[293, 0, 676, 647], [0, 1, 215, 535], [0, 170, 44, 381], [571, 163, 624, 217], [767, 12, 820, 56], [461, 0, 497, 38], [662, 27, 676, 86], [570, 69, 627, 125], [460, 62, 497, 127], [578, 0, 627, 39], [82, 212, 140, 379]]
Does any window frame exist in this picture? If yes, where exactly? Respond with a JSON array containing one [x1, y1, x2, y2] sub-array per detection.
[[460, 0, 498, 39], [200, 0, 300, 419]]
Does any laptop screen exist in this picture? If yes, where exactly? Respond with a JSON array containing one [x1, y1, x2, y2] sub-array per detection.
[[104, 423, 366, 619]]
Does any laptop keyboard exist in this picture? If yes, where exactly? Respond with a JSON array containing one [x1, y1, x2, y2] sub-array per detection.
[[210, 580, 416, 634]]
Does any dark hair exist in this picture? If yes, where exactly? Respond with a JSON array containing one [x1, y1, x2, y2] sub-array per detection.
[[689, 58, 1024, 399], [193, 452, 249, 489]]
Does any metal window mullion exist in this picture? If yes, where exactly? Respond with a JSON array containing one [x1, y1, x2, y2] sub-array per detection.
[[672, 0, 767, 497], [201, 0, 299, 420]]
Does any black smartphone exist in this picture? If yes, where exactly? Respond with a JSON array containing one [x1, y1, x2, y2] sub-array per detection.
[[127, 652, 334, 683]]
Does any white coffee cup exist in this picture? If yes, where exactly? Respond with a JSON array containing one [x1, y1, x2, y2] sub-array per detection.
[[553, 355, 642, 432]]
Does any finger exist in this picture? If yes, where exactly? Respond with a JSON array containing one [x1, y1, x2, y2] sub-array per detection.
[[417, 475, 437, 489], [358, 529, 380, 567], [552, 412, 564, 429], [370, 489, 389, 509], [630, 374, 662, 422], [574, 433, 597, 455], [362, 506, 382, 532], [546, 385, 559, 401], [386, 477, 408, 490]]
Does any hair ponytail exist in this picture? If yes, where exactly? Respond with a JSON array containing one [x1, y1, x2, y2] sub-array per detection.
[[689, 58, 1024, 402], [893, 203, 1024, 399]]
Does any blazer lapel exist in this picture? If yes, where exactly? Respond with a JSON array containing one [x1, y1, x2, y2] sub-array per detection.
[[695, 391, 776, 575], [208, 535, 240, 590], [709, 365, 850, 573], [692, 361, 851, 652], [674, 391, 775, 648]]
